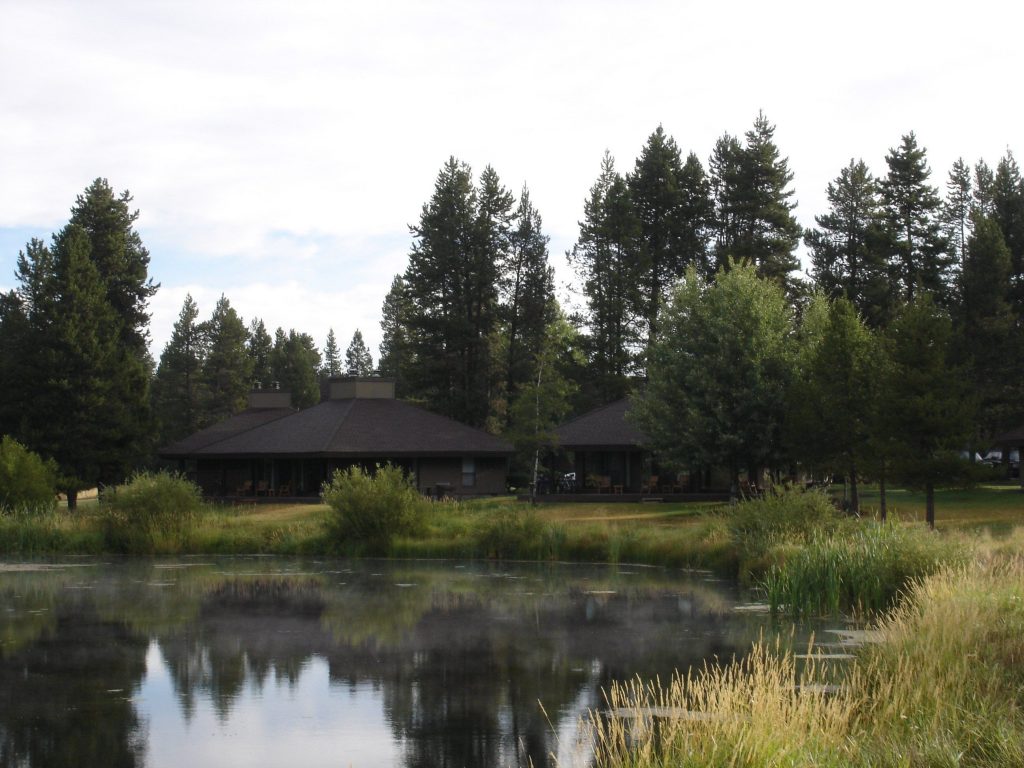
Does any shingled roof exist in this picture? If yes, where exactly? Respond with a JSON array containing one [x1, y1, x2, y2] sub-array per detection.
[[160, 398, 513, 459], [160, 407, 295, 457], [554, 398, 649, 450]]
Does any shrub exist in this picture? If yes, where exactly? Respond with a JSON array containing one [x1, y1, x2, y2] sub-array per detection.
[[724, 485, 840, 580], [101, 470, 203, 552], [0, 435, 57, 514], [321, 464, 429, 554]]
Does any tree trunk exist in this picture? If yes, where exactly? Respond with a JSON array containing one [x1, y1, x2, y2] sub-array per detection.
[[925, 481, 935, 529], [879, 463, 887, 523], [849, 461, 859, 517], [67, 489, 78, 511]]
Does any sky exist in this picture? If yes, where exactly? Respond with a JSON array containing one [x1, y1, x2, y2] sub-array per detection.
[[1, 0, 1021, 360]]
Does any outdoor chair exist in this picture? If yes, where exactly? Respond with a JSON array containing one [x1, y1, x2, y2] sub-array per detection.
[[235, 480, 253, 496], [277, 483, 291, 497], [645, 475, 659, 493], [256, 480, 270, 496]]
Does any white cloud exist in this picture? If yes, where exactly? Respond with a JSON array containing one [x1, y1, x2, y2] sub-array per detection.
[[2, 0, 1022, 359]]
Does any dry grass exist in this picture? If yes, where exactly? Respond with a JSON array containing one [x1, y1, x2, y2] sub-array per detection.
[[579, 549, 1024, 768]]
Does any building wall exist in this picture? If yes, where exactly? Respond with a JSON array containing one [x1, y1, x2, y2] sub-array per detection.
[[416, 456, 507, 496]]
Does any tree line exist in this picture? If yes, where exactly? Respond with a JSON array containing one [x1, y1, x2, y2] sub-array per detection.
[[2, 113, 1022, 506], [383, 114, 1024, 502]]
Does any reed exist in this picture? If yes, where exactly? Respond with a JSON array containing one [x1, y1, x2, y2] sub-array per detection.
[[762, 522, 968, 617]]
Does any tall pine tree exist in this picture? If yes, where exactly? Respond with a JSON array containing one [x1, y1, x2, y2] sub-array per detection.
[[711, 113, 802, 291], [200, 296, 253, 424], [270, 328, 321, 409], [879, 133, 951, 303], [567, 151, 643, 404], [344, 329, 374, 375], [152, 294, 206, 446], [806, 159, 891, 326]]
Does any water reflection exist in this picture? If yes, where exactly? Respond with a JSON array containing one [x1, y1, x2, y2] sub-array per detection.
[[0, 559, 828, 768]]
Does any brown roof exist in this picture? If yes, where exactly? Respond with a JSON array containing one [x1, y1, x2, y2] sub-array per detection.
[[160, 408, 295, 457], [159, 398, 513, 459], [554, 399, 648, 450]]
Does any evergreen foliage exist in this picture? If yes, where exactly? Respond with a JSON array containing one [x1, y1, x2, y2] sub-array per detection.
[[882, 296, 975, 527], [879, 133, 951, 303], [322, 328, 342, 377], [200, 296, 253, 423], [628, 126, 713, 347], [377, 274, 413, 393], [956, 215, 1020, 444], [270, 328, 321, 408], [501, 186, 556, 418], [942, 157, 973, 271], [402, 158, 510, 427], [710, 113, 802, 292], [247, 318, 274, 387], [806, 159, 891, 326], [152, 294, 205, 446], [567, 152, 643, 403], [344, 329, 374, 376], [990, 151, 1024, 312], [788, 295, 880, 514]]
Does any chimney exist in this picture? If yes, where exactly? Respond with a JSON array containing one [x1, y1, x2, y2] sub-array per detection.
[[248, 388, 293, 409], [328, 376, 396, 400]]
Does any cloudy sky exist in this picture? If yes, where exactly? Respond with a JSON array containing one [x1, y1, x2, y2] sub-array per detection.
[[1, 0, 1019, 359]]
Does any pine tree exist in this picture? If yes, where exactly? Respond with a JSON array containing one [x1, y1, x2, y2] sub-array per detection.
[[403, 158, 506, 427], [943, 158, 973, 271], [879, 133, 951, 303], [10, 180, 157, 504], [501, 186, 555, 414], [322, 328, 342, 377], [0, 291, 31, 440], [711, 114, 802, 290], [628, 127, 713, 348], [806, 159, 892, 326], [990, 151, 1024, 312], [152, 294, 206, 445], [200, 296, 253, 424], [378, 274, 413, 392], [973, 160, 995, 216], [883, 296, 974, 527], [19, 225, 149, 505], [270, 328, 321, 408], [247, 318, 273, 387], [344, 329, 374, 376], [567, 151, 643, 404], [957, 215, 1020, 444], [788, 296, 880, 514], [64, 178, 158, 359]]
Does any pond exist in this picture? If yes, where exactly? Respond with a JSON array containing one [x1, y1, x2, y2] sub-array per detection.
[[0, 558, 843, 767]]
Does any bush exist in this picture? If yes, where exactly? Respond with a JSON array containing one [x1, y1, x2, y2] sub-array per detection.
[[321, 464, 429, 554], [101, 471, 203, 552], [725, 485, 841, 580], [0, 436, 57, 514]]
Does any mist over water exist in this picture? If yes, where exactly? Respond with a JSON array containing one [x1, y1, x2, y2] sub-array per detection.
[[0, 558, 839, 767]]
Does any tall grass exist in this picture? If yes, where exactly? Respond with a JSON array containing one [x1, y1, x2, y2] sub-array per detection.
[[763, 522, 968, 617], [580, 552, 1024, 768]]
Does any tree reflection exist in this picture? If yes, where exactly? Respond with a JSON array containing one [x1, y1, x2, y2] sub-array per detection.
[[0, 602, 148, 768]]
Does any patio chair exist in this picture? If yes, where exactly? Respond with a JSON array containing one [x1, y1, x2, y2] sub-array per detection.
[[256, 480, 270, 496], [645, 475, 659, 494], [235, 480, 253, 496], [276, 483, 291, 497]]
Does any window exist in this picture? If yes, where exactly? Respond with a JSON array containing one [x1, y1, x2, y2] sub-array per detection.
[[461, 457, 475, 487]]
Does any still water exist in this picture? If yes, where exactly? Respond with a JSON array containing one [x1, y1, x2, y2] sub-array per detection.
[[0, 558, 836, 767]]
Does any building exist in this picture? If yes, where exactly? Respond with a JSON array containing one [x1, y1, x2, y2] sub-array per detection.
[[159, 377, 514, 498]]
